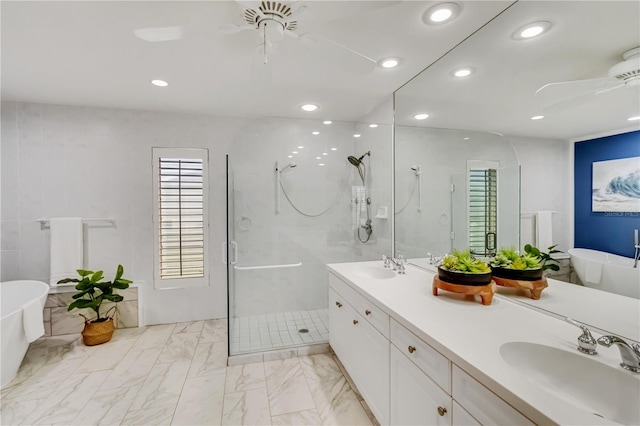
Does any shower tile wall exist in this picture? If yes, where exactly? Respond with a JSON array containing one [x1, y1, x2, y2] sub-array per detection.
[[1, 102, 393, 326]]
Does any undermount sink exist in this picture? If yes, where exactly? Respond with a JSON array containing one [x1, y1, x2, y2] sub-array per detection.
[[352, 265, 396, 280], [500, 341, 640, 425]]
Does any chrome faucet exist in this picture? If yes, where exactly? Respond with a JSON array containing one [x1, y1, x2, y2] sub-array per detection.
[[565, 318, 597, 355], [596, 335, 640, 373], [382, 255, 406, 274]]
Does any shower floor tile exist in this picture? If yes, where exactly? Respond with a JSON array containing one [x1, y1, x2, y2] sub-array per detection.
[[229, 309, 329, 355]]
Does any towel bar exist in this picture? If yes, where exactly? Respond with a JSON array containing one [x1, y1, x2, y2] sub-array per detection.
[[37, 218, 115, 229]]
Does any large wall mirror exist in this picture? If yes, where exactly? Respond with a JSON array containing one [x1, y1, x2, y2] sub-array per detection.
[[393, 1, 640, 337]]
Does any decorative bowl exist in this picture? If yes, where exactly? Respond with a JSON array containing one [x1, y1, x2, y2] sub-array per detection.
[[437, 267, 492, 286]]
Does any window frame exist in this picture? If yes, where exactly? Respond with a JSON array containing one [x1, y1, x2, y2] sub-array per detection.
[[466, 160, 499, 257], [152, 147, 210, 289]]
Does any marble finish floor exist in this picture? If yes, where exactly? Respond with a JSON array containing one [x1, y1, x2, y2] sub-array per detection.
[[229, 310, 329, 355], [0, 320, 374, 426]]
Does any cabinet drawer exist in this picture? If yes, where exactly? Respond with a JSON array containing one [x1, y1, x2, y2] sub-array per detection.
[[390, 318, 451, 394], [329, 272, 389, 338], [452, 365, 533, 425]]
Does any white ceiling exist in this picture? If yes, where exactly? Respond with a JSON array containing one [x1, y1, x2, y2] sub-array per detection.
[[3, 1, 639, 141], [1, 1, 513, 122], [395, 1, 640, 140]]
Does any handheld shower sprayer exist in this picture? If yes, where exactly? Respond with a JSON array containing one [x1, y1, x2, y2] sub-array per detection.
[[278, 162, 297, 173]]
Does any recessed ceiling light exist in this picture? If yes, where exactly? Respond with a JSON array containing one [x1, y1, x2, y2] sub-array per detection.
[[151, 79, 168, 87], [319, 163, 325, 166], [452, 68, 473, 78], [288, 155, 293, 158], [323, 120, 332, 125], [298, 146, 304, 149], [628, 115, 640, 121], [423, 2, 461, 25], [300, 104, 318, 112], [323, 152, 328, 156], [312, 131, 320, 135], [413, 113, 430, 120], [316, 156, 321, 160], [369, 124, 378, 128], [463, 137, 470, 140], [331, 147, 337, 151], [531, 115, 544, 120], [513, 21, 552, 40], [378, 57, 401, 69], [292, 151, 298, 154], [353, 134, 361, 138]]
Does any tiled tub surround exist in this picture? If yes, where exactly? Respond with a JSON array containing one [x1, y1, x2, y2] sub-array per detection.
[[0, 319, 374, 426], [43, 286, 140, 337]]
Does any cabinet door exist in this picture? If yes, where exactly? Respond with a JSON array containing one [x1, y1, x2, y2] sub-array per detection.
[[390, 345, 451, 426], [348, 309, 390, 425], [452, 401, 481, 426], [329, 288, 350, 361]]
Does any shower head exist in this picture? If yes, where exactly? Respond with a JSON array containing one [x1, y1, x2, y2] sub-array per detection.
[[279, 162, 297, 173], [347, 151, 371, 167]]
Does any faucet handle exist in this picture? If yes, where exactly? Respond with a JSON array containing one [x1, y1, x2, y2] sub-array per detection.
[[565, 318, 597, 355], [381, 255, 391, 268]]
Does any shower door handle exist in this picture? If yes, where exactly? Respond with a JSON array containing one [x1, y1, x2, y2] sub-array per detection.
[[222, 242, 227, 264], [230, 241, 238, 265]]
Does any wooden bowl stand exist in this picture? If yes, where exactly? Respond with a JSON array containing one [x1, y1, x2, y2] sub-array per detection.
[[432, 276, 496, 305], [493, 276, 548, 300]]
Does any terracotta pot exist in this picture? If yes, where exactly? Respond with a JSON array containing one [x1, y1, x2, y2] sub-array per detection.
[[437, 267, 492, 286], [491, 266, 543, 281], [81, 318, 115, 346]]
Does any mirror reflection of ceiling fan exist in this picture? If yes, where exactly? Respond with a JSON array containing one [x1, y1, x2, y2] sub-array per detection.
[[134, 1, 399, 72], [535, 47, 640, 112]]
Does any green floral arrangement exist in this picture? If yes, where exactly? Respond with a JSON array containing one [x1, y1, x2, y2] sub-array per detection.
[[440, 250, 491, 274], [490, 245, 561, 272]]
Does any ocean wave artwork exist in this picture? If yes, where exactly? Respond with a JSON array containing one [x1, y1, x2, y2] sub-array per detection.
[[592, 156, 640, 212]]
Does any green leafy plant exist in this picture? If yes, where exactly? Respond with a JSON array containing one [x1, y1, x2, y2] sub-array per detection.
[[440, 250, 490, 274], [58, 265, 132, 323], [524, 244, 562, 272], [490, 245, 562, 272]]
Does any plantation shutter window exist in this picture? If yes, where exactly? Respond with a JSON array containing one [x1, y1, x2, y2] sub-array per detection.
[[467, 161, 498, 257], [152, 148, 209, 289]]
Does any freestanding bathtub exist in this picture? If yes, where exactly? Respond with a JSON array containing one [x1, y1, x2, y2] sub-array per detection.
[[569, 248, 640, 299], [1, 280, 49, 388]]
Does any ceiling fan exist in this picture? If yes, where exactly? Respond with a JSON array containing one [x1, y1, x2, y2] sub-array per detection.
[[135, 1, 394, 72], [535, 47, 640, 111]]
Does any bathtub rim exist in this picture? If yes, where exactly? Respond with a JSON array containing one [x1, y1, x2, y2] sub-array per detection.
[[1, 280, 50, 320]]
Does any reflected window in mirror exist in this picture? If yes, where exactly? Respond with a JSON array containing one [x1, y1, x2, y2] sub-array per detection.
[[468, 160, 498, 257]]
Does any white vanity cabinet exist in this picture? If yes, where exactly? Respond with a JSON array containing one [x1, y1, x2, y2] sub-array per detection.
[[328, 274, 390, 425], [328, 269, 533, 426]]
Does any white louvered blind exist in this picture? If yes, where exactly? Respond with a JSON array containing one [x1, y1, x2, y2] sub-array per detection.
[[152, 148, 209, 289], [468, 168, 497, 256]]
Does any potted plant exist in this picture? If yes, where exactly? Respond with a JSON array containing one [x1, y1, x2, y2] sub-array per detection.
[[437, 250, 492, 285], [58, 264, 131, 346], [490, 245, 562, 281]]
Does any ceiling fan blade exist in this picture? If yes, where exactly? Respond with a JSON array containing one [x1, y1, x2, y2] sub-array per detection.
[[535, 77, 616, 97], [296, 32, 376, 75], [542, 81, 629, 114], [216, 22, 254, 35]]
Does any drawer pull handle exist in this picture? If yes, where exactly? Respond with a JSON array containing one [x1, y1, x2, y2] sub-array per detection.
[[353, 319, 359, 325], [408, 345, 416, 354], [335, 301, 342, 308], [365, 309, 371, 316], [437, 406, 447, 416]]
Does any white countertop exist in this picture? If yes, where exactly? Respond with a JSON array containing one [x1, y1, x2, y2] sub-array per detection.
[[327, 260, 640, 426]]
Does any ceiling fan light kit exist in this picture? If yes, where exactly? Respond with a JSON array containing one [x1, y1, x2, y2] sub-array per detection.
[[609, 47, 640, 83]]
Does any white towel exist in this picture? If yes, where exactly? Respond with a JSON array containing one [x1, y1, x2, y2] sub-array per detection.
[[22, 298, 44, 343], [49, 217, 83, 286], [584, 261, 603, 285], [535, 211, 554, 250]]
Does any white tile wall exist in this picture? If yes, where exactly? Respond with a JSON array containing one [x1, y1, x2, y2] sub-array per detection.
[[1, 101, 393, 326]]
